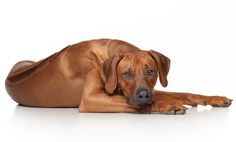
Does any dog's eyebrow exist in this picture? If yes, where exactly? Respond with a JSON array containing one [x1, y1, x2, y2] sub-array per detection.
[[144, 64, 151, 68], [123, 68, 132, 73]]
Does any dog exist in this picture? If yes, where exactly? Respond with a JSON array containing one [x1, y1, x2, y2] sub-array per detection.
[[5, 39, 232, 114]]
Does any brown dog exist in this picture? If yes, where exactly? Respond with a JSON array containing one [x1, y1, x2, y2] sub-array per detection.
[[5, 39, 232, 114]]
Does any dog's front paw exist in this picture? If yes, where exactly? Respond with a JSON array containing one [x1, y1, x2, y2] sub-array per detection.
[[149, 101, 187, 115], [166, 106, 187, 115], [207, 96, 232, 107]]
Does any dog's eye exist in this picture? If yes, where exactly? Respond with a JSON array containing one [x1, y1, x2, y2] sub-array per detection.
[[147, 69, 154, 76], [122, 70, 133, 79]]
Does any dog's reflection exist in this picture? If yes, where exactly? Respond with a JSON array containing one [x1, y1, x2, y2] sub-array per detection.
[[6, 104, 232, 142], [9, 105, 231, 127]]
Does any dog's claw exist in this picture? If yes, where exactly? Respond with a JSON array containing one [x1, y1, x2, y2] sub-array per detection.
[[224, 99, 232, 107], [183, 106, 188, 111], [174, 107, 186, 115]]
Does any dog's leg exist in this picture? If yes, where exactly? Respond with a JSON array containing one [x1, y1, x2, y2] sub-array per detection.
[[156, 90, 232, 107], [135, 92, 186, 114], [79, 90, 188, 114], [79, 70, 187, 114], [80, 90, 188, 114], [79, 93, 139, 113], [79, 69, 138, 113]]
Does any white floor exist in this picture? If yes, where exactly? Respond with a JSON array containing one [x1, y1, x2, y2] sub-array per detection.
[[0, 101, 235, 142]]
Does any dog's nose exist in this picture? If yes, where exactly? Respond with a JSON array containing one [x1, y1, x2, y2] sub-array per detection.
[[136, 88, 152, 105]]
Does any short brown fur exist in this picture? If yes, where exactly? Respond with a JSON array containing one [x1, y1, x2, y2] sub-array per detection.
[[5, 39, 232, 114]]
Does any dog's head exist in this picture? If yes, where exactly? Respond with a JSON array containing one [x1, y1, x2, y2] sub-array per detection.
[[101, 50, 170, 106]]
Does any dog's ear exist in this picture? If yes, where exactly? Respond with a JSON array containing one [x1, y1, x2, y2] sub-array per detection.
[[101, 55, 122, 94], [148, 50, 171, 87]]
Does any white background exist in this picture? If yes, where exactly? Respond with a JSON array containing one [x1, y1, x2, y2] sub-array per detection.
[[0, 0, 236, 142]]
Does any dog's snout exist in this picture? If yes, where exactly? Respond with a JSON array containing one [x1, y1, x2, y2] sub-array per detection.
[[136, 88, 153, 105], [137, 89, 149, 99]]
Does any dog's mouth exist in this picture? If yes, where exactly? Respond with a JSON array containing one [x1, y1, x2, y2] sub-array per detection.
[[122, 88, 155, 106], [126, 96, 154, 106]]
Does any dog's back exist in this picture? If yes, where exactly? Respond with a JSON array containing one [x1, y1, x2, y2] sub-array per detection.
[[5, 39, 110, 107], [5, 38, 141, 107]]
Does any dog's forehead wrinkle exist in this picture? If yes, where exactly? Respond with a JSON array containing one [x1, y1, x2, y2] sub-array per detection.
[[123, 52, 148, 62], [119, 52, 155, 71]]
